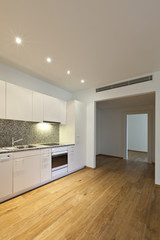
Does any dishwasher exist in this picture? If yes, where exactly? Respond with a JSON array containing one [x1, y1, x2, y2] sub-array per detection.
[[0, 153, 12, 199]]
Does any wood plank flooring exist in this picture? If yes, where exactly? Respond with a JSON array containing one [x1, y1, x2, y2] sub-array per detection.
[[0, 155, 160, 240], [128, 150, 148, 163]]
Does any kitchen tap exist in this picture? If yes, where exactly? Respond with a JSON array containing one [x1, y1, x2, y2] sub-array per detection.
[[12, 137, 23, 146]]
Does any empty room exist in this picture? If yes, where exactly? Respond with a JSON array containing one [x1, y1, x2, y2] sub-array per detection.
[[0, 1, 160, 240]]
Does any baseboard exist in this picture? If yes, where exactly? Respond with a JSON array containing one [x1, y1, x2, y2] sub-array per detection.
[[128, 150, 148, 153], [85, 166, 96, 169], [155, 184, 160, 188], [96, 154, 123, 159]]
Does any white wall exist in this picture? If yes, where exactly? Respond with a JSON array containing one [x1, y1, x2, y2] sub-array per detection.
[[96, 108, 123, 157], [128, 114, 148, 152], [0, 63, 72, 100], [86, 102, 96, 168]]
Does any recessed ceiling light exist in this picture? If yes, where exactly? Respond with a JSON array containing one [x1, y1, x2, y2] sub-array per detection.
[[15, 37, 22, 44], [81, 79, 85, 83], [46, 57, 52, 63], [67, 70, 71, 75]]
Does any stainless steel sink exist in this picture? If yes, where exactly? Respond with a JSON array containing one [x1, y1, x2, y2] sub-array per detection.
[[5, 145, 37, 150], [16, 145, 37, 149]]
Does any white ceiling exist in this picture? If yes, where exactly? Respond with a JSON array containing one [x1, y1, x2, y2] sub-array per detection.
[[0, 0, 160, 92], [97, 92, 155, 109]]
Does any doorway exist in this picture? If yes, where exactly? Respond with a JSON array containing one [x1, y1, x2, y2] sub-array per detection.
[[126, 113, 148, 163]]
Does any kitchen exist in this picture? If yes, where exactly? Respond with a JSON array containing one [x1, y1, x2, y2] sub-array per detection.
[[1, 1, 160, 239], [0, 80, 86, 203]]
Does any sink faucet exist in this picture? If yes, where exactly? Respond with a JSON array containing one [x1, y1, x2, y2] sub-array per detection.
[[12, 137, 23, 146]]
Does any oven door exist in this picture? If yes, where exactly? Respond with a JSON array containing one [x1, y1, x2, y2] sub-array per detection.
[[52, 152, 68, 171]]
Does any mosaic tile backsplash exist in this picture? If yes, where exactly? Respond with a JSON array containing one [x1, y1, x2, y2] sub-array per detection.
[[0, 119, 59, 147]]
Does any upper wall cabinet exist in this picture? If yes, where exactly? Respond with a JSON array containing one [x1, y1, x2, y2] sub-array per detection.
[[43, 95, 66, 124], [32, 92, 43, 122], [58, 99, 66, 125], [0, 80, 5, 119], [6, 83, 32, 121]]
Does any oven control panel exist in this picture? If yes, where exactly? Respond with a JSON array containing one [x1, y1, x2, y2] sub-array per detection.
[[52, 146, 68, 154]]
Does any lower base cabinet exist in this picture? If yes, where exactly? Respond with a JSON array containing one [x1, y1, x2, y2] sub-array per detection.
[[68, 146, 76, 172], [41, 149, 51, 183], [1, 145, 84, 203], [68, 145, 85, 172], [0, 155, 12, 198], [13, 151, 41, 193]]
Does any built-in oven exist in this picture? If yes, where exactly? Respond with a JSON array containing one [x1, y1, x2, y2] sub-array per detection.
[[51, 146, 68, 179]]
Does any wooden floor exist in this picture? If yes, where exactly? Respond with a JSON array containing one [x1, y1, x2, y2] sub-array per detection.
[[0, 156, 160, 240], [128, 150, 148, 163]]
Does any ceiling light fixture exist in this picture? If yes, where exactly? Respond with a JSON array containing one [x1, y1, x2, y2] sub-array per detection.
[[15, 37, 22, 44], [81, 79, 85, 83], [46, 57, 52, 63], [67, 70, 71, 75]]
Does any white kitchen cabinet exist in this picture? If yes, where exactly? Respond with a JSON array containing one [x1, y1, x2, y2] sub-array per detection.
[[74, 101, 86, 169], [60, 101, 86, 172], [43, 94, 66, 123], [6, 83, 32, 121], [0, 80, 6, 119], [33, 91, 44, 122], [41, 149, 51, 183], [44, 95, 60, 122], [68, 142, 85, 172], [58, 99, 66, 124], [68, 145, 77, 172], [13, 150, 41, 193], [0, 154, 12, 199]]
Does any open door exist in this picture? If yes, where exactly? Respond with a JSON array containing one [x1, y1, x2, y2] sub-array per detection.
[[126, 113, 148, 162]]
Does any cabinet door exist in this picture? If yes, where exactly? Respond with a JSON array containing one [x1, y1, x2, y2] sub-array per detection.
[[43, 95, 60, 122], [58, 99, 66, 125], [68, 146, 77, 172], [41, 154, 51, 183], [6, 83, 32, 121], [33, 91, 43, 122], [25, 155, 41, 189], [0, 158, 12, 198], [13, 155, 41, 193], [75, 101, 86, 168], [0, 80, 5, 119], [13, 158, 25, 193]]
